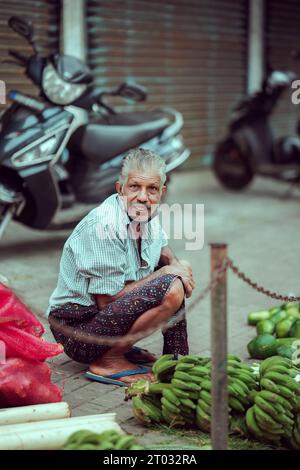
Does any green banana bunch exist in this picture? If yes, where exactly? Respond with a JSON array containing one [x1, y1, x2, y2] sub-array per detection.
[[62, 429, 144, 450], [132, 394, 163, 425], [259, 356, 300, 410], [152, 354, 178, 382]]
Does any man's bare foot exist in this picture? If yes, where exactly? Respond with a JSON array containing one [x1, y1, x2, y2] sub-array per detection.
[[89, 354, 154, 384], [125, 347, 158, 364]]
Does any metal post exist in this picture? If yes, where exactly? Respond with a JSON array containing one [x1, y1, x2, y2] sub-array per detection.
[[61, 0, 87, 61], [210, 243, 228, 450], [248, 0, 264, 94]]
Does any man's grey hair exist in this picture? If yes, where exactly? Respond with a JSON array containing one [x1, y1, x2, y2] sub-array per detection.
[[119, 148, 167, 187]]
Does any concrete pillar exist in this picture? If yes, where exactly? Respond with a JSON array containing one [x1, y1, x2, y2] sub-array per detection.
[[60, 0, 87, 62], [248, 0, 265, 93]]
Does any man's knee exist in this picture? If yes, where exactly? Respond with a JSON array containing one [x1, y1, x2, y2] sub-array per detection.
[[161, 278, 184, 316]]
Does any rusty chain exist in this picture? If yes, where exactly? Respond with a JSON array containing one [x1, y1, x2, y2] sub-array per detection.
[[225, 256, 300, 302]]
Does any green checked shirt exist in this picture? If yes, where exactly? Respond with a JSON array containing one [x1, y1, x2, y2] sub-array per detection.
[[47, 194, 168, 313]]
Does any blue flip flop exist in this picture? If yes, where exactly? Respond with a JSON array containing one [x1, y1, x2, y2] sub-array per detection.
[[85, 366, 151, 387]]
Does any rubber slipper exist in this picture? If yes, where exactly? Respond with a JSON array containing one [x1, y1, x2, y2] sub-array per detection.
[[85, 366, 151, 387]]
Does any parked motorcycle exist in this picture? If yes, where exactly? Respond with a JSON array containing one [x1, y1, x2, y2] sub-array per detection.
[[213, 63, 300, 191], [0, 16, 190, 239]]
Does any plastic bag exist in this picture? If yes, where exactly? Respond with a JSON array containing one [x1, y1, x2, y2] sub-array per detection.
[[0, 283, 63, 360], [0, 358, 63, 407]]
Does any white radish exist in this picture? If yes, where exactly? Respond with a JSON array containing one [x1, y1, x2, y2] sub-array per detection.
[[0, 402, 71, 425], [0, 413, 121, 450]]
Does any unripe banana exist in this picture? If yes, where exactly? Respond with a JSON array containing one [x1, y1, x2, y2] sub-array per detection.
[[161, 397, 179, 414], [162, 388, 180, 406], [246, 407, 264, 439]]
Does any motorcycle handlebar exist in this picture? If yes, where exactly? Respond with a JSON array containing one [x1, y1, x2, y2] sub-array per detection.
[[8, 50, 28, 65]]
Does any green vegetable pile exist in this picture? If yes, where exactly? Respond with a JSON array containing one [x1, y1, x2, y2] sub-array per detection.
[[126, 354, 300, 448], [62, 429, 144, 450], [247, 303, 300, 359]]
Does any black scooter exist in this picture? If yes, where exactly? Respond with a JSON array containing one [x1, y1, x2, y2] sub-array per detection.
[[213, 66, 300, 191], [0, 16, 190, 239]]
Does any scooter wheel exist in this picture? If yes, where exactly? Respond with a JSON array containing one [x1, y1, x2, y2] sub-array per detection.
[[213, 139, 253, 190]]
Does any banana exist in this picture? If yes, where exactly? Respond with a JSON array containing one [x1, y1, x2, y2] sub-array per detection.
[[171, 378, 201, 392], [155, 359, 178, 381], [161, 396, 179, 414], [196, 406, 211, 432], [186, 381, 201, 391], [260, 356, 292, 376], [200, 390, 212, 405], [188, 374, 203, 385], [228, 382, 245, 399], [171, 378, 192, 390], [152, 354, 174, 375], [190, 365, 211, 377], [173, 370, 196, 382], [260, 377, 281, 394], [114, 435, 135, 450], [178, 355, 201, 364], [229, 377, 250, 395], [180, 398, 196, 410], [293, 424, 300, 446], [188, 391, 200, 401], [245, 407, 264, 439], [267, 365, 291, 375], [175, 362, 195, 372], [254, 395, 279, 419], [162, 388, 180, 406], [172, 386, 190, 399], [132, 396, 162, 423], [257, 389, 293, 410], [198, 398, 211, 414], [227, 354, 241, 362], [200, 379, 212, 392], [264, 371, 300, 393], [276, 384, 296, 400], [253, 404, 283, 431], [274, 413, 294, 428], [229, 396, 245, 413]]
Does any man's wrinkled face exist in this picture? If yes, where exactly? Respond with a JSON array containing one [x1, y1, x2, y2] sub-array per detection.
[[116, 170, 166, 223]]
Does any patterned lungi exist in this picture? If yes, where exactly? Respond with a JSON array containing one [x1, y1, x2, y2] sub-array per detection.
[[48, 274, 189, 364]]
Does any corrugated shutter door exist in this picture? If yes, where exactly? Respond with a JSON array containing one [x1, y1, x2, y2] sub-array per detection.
[[0, 0, 59, 105], [266, 0, 300, 138], [87, 0, 248, 168]]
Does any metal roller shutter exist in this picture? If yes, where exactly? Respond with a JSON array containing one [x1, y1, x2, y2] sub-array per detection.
[[266, 0, 300, 139], [87, 0, 248, 168], [0, 0, 60, 105]]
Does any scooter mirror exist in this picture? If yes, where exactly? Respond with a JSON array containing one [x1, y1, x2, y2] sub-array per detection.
[[8, 16, 34, 43]]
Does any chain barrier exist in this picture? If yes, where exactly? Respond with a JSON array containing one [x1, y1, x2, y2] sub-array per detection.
[[226, 257, 300, 302]]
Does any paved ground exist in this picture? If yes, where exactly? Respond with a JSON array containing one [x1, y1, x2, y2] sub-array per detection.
[[2, 169, 300, 448]]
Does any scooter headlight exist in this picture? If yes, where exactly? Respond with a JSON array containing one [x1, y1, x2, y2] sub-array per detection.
[[42, 63, 87, 105], [12, 136, 59, 167]]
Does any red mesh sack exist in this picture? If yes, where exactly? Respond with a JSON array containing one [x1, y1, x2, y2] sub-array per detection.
[[0, 283, 63, 360], [0, 358, 63, 407]]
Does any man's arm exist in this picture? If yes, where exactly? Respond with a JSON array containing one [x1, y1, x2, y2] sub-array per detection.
[[159, 246, 179, 266], [95, 266, 168, 309]]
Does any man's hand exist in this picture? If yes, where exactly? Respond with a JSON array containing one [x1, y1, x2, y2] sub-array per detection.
[[161, 259, 195, 298]]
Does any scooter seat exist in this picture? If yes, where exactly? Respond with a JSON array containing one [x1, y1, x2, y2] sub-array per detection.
[[68, 113, 169, 164], [97, 111, 169, 127]]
